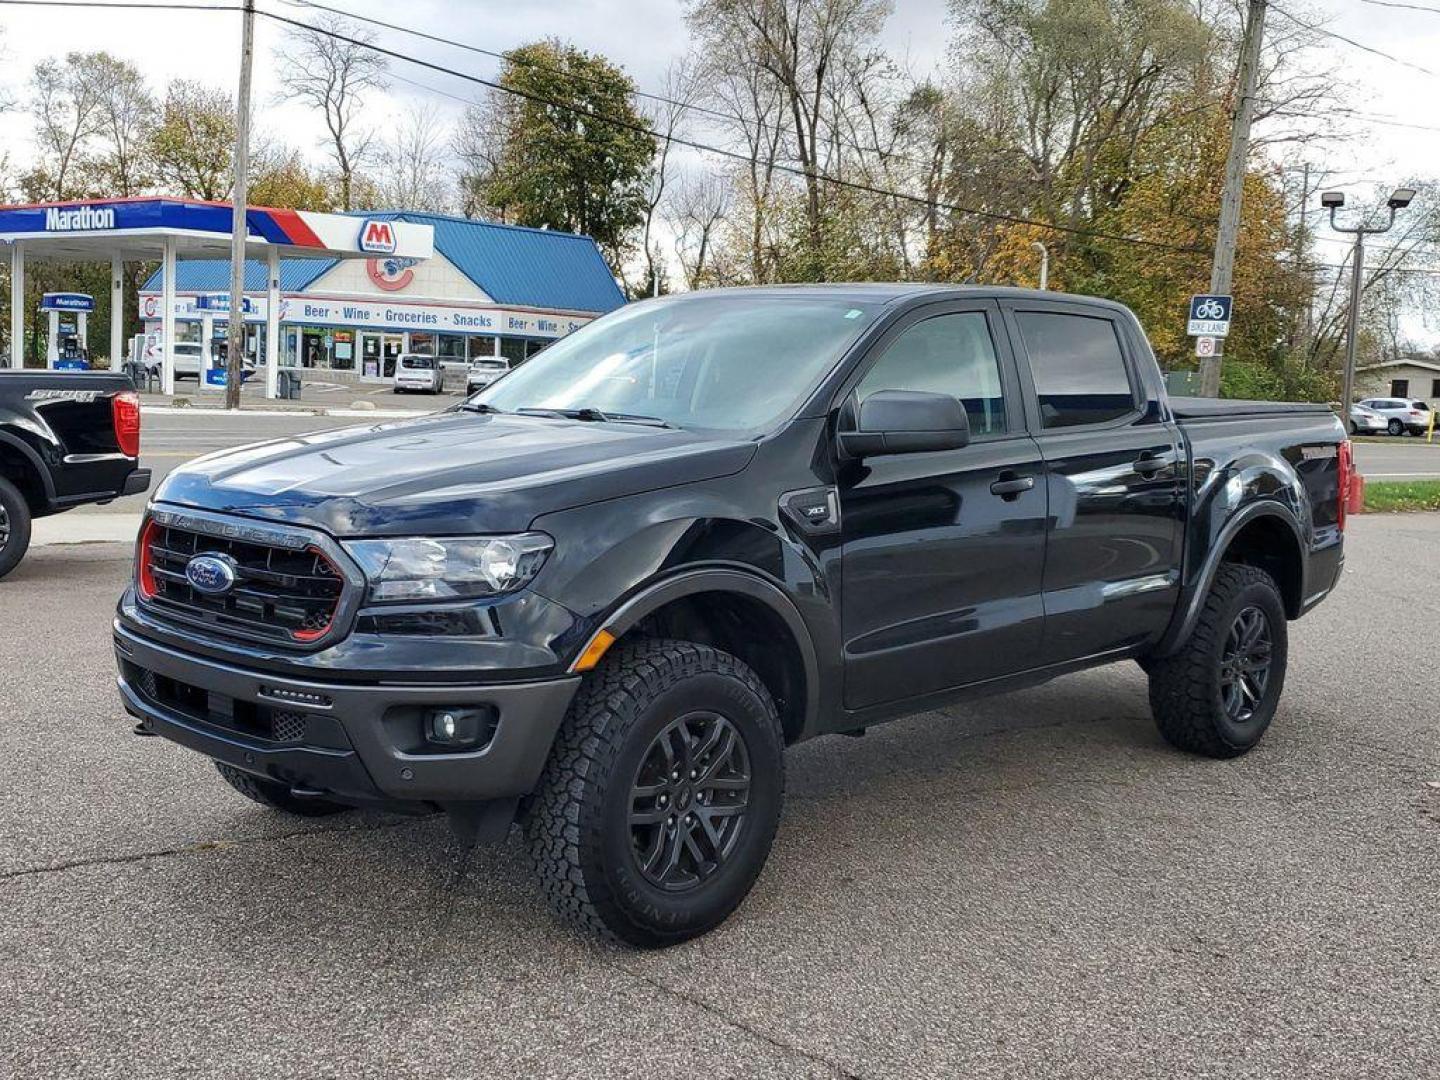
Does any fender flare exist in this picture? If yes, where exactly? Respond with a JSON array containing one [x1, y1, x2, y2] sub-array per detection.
[[571, 567, 822, 737], [0, 429, 56, 506], [1155, 500, 1306, 657]]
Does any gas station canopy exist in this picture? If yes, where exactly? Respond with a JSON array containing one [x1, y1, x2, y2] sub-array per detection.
[[0, 197, 434, 396]]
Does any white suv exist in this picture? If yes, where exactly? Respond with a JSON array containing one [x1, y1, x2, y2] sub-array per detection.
[[1357, 397, 1432, 436]]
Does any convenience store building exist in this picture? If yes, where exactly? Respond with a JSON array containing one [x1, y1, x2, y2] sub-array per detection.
[[139, 210, 625, 381]]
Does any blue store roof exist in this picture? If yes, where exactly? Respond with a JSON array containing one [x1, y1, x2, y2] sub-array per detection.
[[142, 211, 626, 314]]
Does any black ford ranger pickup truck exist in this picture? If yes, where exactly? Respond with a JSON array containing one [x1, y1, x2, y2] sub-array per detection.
[[1, 371, 149, 579], [114, 286, 1356, 946]]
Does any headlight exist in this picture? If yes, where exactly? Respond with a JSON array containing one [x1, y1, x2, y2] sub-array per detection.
[[342, 533, 553, 603]]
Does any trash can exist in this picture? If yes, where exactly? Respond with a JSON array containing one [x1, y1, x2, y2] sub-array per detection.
[[278, 370, 302, 400], [123, 360, 156, 393]]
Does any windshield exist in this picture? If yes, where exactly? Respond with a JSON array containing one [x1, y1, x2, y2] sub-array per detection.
[[473, 293, 881, 435]]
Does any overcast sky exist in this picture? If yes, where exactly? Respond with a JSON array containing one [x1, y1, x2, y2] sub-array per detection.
[[1, 0, 1437, 330]]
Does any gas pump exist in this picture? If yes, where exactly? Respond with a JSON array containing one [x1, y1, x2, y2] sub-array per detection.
[[41, 293, 94, 370]]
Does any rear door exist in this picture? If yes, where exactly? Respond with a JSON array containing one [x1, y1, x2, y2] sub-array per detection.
[[838, 301, 1047, 711], [1000, 300, 1185, 664]]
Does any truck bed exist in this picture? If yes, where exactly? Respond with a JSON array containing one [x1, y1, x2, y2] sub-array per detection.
[[1170, 396, 1334, 421]]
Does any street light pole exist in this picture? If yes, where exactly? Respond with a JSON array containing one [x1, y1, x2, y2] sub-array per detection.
[[225, 0, 256, 411], [1324, 187, 1415, 413]]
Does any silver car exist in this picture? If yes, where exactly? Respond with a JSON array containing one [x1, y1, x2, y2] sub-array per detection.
[[1356, 397, 1432, 436], [1348, 403, 1388, 436], [393, 353, 442, 394]]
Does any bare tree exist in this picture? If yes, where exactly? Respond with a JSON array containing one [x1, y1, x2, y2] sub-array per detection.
[[28, 54, 112, 199], [636, 59, 699, 294], [454, 101, 502, 219], [274, 13, 388, 211], [666, 167, 733, 288], [93, 55, 156, 196], [376, 103, 454, 213]]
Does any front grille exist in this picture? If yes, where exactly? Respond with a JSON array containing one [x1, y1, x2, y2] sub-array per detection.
[[141, 520, 345, 646]]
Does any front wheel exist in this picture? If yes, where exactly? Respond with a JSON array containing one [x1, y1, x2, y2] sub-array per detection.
[[0, 476, 34, 581], [1147, 563, 1288, 758], [1388, 419, 1404, 436], [525, 639, 785, 947]]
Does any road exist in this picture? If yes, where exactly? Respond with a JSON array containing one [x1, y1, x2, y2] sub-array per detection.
[[1, 514, 1436, 1078], [1352, 438, 1440, 480]]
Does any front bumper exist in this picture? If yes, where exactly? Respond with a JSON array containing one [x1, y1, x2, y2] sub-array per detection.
[[115, 622, 579, 808]]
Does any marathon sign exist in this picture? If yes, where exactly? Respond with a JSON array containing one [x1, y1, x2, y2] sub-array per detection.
[[40, 292, 96, 312], [44, 205, 116, 231]]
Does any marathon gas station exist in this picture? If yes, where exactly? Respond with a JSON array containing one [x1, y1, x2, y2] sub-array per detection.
[[0, 198, 625, 399], [0, 197, 435, 398]]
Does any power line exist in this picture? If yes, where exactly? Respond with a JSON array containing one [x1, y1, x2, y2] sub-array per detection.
[[0, 0, 237, 9], [1360, 0, 1440, 14], [1268, 0, 1440, 79], [256, 5, 1213, 255]]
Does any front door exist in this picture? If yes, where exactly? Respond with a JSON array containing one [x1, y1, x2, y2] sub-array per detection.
[[839, 303, 1047, 712], [1001, 300, 1185, 663]]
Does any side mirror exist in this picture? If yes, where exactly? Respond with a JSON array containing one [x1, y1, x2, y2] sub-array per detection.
[[838, 390, 972, 459]]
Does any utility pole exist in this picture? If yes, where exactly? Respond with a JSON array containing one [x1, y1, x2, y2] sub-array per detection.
[[1324, 187, 1415, 413], [1198, 0, 1267, 398], [225, 0, 256, 411], [1031, 241, 1049, 291], [1298, 162, 1313, 346]]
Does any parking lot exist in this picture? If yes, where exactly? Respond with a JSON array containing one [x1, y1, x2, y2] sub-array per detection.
[[1, 505, 1436, 1078]]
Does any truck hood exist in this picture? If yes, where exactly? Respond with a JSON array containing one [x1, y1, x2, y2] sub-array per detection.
[[154, 411, 756, 536]]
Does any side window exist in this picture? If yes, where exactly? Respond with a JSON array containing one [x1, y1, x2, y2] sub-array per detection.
[[1390, 380, 1409, 397], [1016, 311, 1135, 429], [855, 312, 1006, 436]]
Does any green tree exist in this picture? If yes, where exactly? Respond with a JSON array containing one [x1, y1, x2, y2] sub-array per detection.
[[149, 79, 235, 200], [460, 40, 655, 273], [249, 143, 335, 210]]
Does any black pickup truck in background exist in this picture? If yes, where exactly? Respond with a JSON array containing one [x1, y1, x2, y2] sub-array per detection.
[[114, 286, 1358, 946], [0, 372, 150, 579]]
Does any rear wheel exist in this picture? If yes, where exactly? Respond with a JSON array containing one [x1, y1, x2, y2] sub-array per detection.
[[214, 761, 350, 816], [0, 476, 34, 581], [526, 639, 785, 947], [1147, 563, 1288, 758]]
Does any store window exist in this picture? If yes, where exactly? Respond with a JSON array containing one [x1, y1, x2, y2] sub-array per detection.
[[409, 332, 435, 355], [499, 336, 528, 365], [468, 336, 499, 360], [331, 330, 355, 370], [437, 334, 468, 360], [526, 340, 549, 359]]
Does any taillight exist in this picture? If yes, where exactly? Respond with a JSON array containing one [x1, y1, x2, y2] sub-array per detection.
[[136, 518, 159, 599], [113, 391, 141, 457], [1337, 439, 1353, 532]]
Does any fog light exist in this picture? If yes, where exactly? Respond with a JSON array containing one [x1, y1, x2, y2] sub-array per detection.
[[422, 706, 496, 750]]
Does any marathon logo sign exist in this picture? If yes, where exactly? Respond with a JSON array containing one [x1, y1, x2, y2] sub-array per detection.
[[358, 219, 398, 254], [44, 205, 117, 232]]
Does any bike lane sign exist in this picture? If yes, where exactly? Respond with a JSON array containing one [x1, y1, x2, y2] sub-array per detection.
[[1188, 294, 1233, 338]]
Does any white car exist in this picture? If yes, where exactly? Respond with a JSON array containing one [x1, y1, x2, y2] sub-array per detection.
[[466, 357, 512, 394], [144, 341, 255, 383], [1356, 397, 1432, 436], [1348, 403, 1388, 435], [394, 353, 442, 394]]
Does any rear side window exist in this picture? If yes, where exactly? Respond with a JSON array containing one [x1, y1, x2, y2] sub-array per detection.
[[1016, 311, 1134, 429], [855, 311, 1007, 436]]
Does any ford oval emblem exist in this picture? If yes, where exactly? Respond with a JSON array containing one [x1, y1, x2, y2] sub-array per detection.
[[185, 553, 238, 596]]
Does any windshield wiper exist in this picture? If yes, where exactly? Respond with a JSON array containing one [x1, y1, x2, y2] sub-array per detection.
[[460, 401, 507, 414], [515, 407, 675, 429]]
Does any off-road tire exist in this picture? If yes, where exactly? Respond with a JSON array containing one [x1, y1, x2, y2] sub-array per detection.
[[526, 639, 785, 948], [1147, 563, 1288, 759], [214, 761, 351, 816], [0, 475, 34, 581]]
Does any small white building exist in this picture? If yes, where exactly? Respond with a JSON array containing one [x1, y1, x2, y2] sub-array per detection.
[[1355, 359, 1440, 408]]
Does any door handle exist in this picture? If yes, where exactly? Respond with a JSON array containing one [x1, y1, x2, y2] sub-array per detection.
[[1133, 452, 1176, 475], [990, 473, 1035, 498]]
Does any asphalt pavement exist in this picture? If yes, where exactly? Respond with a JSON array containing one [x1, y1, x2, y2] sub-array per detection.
[[1, 514, 1436, 1078], [1351, 437, 1440, 480]]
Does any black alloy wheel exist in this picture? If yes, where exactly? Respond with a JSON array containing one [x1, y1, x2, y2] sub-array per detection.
[[628, 712, 752, 892], [1219, 605, 1272, 724]]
